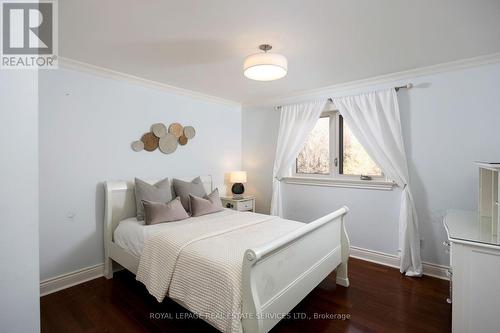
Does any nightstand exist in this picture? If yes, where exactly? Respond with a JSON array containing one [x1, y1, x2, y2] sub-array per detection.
[[221, 196, 255, 212]]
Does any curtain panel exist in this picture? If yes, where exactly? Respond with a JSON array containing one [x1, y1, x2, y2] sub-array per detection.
[[333, 88, 422, 276], [270, 100, 327, 217]]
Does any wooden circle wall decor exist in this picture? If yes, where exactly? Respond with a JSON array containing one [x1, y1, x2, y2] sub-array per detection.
[[141, 132, 159, 151], [183, 126, 196, 139], [159, 133, 178, 154], [133, 123, 195, 153], [131, 140, 144, 152], [178, 135, 188, 146], [168, 123, 183, 138], [151, 123, 167, 138]]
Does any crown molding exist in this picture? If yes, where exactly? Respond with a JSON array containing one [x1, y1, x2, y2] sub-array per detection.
[[57, 52, 500, 109], [58, 57, 241, 108], [243, 52, 500, 108]]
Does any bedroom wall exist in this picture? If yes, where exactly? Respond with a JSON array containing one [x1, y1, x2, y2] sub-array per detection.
[[0, 71, 40, 332], [39, 67, 241, 281], [242, 61, 500, 267]]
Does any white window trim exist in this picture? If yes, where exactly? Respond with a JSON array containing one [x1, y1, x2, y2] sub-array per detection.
[[283, 176, 395, 191], [291, 111, 394, 191]]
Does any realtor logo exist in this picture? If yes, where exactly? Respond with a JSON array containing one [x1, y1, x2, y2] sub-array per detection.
[[1, 0, 58, 69]]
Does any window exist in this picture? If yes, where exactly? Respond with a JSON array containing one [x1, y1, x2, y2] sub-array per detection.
[[293, 111, 391, 188], [338, 116, 382, 176], [296, 116, 330, 175]]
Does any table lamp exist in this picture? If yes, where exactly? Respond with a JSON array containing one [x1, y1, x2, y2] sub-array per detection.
[[230, 171, 247, 198]]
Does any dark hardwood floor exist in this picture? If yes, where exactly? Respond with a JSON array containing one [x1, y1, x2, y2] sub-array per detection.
[[41, 258, 451, 333]]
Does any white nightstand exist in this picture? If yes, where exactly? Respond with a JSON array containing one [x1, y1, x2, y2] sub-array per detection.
[[221, 196, 255, 212]]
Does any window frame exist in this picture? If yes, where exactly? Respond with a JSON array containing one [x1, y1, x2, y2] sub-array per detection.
[[290, 110, 394, 190]]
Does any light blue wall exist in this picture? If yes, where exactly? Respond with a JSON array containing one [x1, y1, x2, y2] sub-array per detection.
[[243, 62, 500, 266], [0, 71, 40, 332], [39, 68, 242, 280], [38, 61, 500, 278]]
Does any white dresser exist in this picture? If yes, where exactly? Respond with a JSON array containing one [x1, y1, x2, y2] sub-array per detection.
[[444, 163, 500, 332]]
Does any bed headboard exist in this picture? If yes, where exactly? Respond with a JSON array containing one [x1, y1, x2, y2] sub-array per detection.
[[104, 175, 213, 244]]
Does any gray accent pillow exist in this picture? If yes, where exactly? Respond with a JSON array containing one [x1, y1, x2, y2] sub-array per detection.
[[172, 177, 207, 212], [134, 178, 172, 221], [189, 189, 223, 217], [142, 197, 189, 225]]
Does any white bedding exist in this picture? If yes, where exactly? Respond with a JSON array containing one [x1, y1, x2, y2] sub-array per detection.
[[117, 209, 304, 333], [114, 209, 245, 257]]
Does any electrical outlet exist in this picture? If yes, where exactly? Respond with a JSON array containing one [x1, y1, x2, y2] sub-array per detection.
[[420, 239, 424, 248], [66, 211, 76, 221]]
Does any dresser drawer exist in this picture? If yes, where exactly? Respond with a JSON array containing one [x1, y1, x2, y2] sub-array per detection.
[[237, 200, 253, 211]]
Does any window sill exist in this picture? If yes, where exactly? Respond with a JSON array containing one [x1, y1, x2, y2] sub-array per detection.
[[282, 177, 395, 191]]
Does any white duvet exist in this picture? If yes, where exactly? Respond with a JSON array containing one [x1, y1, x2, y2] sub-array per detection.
[[125, 209, 303, 333]]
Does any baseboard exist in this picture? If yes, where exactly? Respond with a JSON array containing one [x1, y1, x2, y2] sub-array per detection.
[[350, 246, 449, 280], [40, 264, 104, 296], [40, 246, 448, 296], [350, 246, 400, 268], [421, 261, 450, 280]]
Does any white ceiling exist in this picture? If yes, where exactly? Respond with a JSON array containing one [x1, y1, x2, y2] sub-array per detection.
[[60, 0, 500, 104]]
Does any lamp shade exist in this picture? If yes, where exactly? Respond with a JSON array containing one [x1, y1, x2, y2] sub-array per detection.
[[230, 171, 247, 183], [243, 52, 287, 81]]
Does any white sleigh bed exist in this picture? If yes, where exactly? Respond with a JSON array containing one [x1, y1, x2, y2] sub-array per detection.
[[104, 175, 350, 333]]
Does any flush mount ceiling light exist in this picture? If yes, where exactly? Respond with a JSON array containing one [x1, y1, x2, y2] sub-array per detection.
[[243, 44, 287, 81]]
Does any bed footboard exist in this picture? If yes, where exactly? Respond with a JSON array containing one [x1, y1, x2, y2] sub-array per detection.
[[241, 206, 350, 333]]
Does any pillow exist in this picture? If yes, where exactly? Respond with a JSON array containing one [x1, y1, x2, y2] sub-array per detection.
[[142, 197, 189, 225], [189, 189, 223, 217], [172, 177, 207, 212], [134, 178, 172, 221]]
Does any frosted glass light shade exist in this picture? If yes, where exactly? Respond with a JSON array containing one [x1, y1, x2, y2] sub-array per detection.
[[230, 171, 247, 183], [243, 53, 287, 81]]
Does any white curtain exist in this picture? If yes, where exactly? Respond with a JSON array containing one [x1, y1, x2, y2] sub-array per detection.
[[333, 88, 422, 276], [270, 100, 327, 217]]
